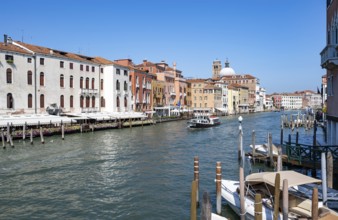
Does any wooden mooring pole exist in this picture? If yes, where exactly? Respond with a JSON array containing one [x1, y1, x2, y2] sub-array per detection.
[[282, 179, 289, 220], [254, 193, 262, 220], [268, 133, 273, 168], [252, 130, 256, 163], [239, 165, 245, 220], [321, 152, 327, 206], [30, 128, 33, 144], [23, 123, 26, 140], [312, 187, 319, 220], [190, 180, 197, 220], [216, 161, 222, 215], [273, 173, 280, 220], [327, 151, 333, 188], [194, 156, 199, 205], [61, 123, 65, 140], [1, 129, 5, 148], [40, 127, 44, 144], [201, 192, 212, 220]]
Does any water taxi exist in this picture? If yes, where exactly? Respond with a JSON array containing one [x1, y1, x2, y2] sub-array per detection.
[[187, 115, 221, 128]]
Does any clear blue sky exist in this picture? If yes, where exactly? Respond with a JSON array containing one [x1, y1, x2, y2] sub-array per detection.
[[1, 0, 326, 94]]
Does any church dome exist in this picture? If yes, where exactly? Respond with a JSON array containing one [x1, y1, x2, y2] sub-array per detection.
[[220, 59, 236, 76]]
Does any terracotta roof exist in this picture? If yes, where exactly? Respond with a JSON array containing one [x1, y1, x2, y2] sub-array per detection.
[[0, 42, 33, 55], [186, 78, 206, 83]]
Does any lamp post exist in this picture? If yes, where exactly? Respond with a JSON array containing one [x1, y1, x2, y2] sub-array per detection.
[[238, 115, 245, 220]]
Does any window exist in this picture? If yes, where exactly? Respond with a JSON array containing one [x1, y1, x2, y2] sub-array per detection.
[[80, 64, 83, 71], [92, 66, 95, 72], [27, 58, 32, 63], [101, 96, 105, 107], [5, 55, 14, 63], [116, 80, 120, 90], [40, 72, 44, 86], [40, 94, 44, 108], [86, 77, 89, 89], [80, 77, 83, 89], [60, 74, 64, 87], [80, 96, 84, 108], [117, 97, 120, 108], [70, 95, 73, 108], [60, 61, 64, 68], [86, 65, 89, 72], [100, 68, 103, 73], [60, 95, 64, 108], [101, 79, 104, 90], [70, 75, 73, 88], [27, 71, 33, 85], [70, 62, 73, 69], [6, 68, 12, 83], [86, 96, 90, 107], [124, 81, 128, 91], [124, 97, 127, 107], [91, 78, 95, 89], [124, 70, 128, 76], [116, 69, 120, 75], [40, 58, 44, 65], [28, 94, 32, 108], [92, 96, 95, 107], [7, 93, 13, 108]]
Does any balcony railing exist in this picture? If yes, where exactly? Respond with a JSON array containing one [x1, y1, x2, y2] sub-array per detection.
[[80, 89, 98, 95], [321, 44, 338, 69]]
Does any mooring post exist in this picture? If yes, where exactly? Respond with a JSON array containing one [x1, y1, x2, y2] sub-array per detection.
[[6, 122, 10, 143], [327, 151, 333, 188], [238, 116, 243, 161], [268, 133, 273, 167], [254, 193, 262, 220], [23, 123, 26, 140], [239, 165, 245, 220], [321, 152, 327, 206], [252, 130, 256, 163], [216, 161, 222, 215], [280, 128, 283, 147], [312, 120, 317, 178], [8, 131, 14, 148], [30, 128, 33, 145], [61, 122, 65, 140], [80, 123, 83, 133], [40, 126, 44, 144], [282, 179, 289, 220], [190, 180, 197, 220], [201, 192, 212, 220], [194, 156, 199, 205], [277, 147, 282, 172], [273, 173, 280, 220], [1, 129, 5, 148], [312, 187, 318, 220]]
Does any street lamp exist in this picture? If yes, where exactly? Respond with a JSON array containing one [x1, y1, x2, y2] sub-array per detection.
[[238, 115, 243, 131]]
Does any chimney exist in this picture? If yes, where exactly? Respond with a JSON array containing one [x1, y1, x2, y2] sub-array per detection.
[[4, 34, 8, 45]]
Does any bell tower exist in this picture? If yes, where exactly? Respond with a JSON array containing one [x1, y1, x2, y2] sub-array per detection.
[[212, 59, 222, 78]]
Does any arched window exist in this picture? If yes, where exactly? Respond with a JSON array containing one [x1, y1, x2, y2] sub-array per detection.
[[80, 77, 83, 89], [92, 96, 95, 107], [27, 71, 33, 85], [28, 94, 33, 108], [116, 80, 120, 90], [40, 94, 44, 108], [124, 81, 128, 91], [80, 96, 84, 108], [86, 77, 89, 89], [70, 75, 73, 88], [70, 95, 73, 108], [60, 95, 64, 108], [60, 74, 64, 88], [6, 68, 12, 83], [91, 78, 95, 89], [7, 93, 13, 108], [117, 97, 120, 108], [40, 72, 44, 86], [86, 96, 90, 107], [124, 97, 127, 108], [100, 79, 104, 90], [101, 96, 105, 107]]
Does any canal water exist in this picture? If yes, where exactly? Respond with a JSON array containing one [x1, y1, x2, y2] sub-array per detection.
[[0, 111, 325, 219]]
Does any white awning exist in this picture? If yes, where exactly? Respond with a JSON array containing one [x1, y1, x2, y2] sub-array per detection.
[[0, 114, 74, 127], [246, 171, 321, 190]]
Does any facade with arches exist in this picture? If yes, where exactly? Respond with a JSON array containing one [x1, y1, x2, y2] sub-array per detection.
[[0, 35, 131, 114]]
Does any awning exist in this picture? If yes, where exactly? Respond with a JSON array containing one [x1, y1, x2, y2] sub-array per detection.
[[0, 114, 75, 127], [246, 171, 321, 190], [215, 108, 227, 112]]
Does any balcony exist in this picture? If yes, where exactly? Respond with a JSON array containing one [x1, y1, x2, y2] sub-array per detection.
[[170, 92, 176, 96], [136, 83, 140, 88], [142, 83, 146, 89], [80, 88, 99, 95], [321, 45, 338, 69]]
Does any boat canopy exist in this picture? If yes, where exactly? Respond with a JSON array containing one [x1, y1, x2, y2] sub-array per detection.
[[246, 171, 321, 190]]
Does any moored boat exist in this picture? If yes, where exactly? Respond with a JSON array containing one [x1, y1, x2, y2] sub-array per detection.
[[187, 115, 221, 128], [221, 171, 338, 219]]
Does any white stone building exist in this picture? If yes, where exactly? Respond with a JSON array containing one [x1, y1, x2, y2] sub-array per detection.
[[0, 35, 131, 115], [281, 94, 303, 109]]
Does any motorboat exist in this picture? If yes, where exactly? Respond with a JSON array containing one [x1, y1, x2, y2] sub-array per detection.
[[187, 115, 221, 128], [221, 170, 338, 220], [249, 143, 279, 156]]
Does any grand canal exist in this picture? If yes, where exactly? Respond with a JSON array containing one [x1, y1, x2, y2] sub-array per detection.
[[0, 111, 325, 219]]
